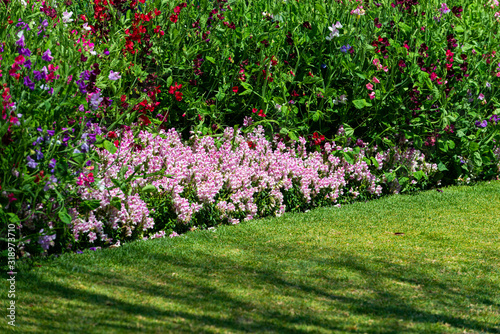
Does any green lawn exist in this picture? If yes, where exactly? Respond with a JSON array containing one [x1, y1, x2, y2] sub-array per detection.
[[5, 182, 500, 333]]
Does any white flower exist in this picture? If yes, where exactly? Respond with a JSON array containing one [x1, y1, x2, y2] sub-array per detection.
[[338, 95, 348, 104], [63, 11, 74, 24], [326, 22, 341, 40]]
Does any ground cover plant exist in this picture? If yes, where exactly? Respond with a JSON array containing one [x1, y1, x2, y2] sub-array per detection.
[[1, 0, 500, 257], [5, 181, 500, 333]]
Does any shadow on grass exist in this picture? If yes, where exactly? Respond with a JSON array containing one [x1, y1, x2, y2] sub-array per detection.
[[19, 239, 500, 334]]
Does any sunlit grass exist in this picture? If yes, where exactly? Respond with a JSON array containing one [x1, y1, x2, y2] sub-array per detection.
[[6, 181, 500, 333]]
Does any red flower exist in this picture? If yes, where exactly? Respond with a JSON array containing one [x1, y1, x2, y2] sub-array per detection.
[[175, 91, 183, 101], [232, 86, 238, 93], [7, 193, 16, 203], [154, 8, 161, 16], [138, 114, 151, 126], [114, 140, 120, 148], [174, 6, 181, 14], [252, 108, 257, 113], [258, 109, 266, 117], [170, 14, 178, 23], [107, 131, 117, 139], [154, 25, 164, 36], [247, 141, 256, 149]]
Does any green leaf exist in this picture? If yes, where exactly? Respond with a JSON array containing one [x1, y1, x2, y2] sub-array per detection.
[[166, 76, 173, 88], [314, 3, 326, 14], [79, 199, 101, 213], [58, 208, 72, 225], [385, 172, 396, 183], [240, 82, 253, 91], [142, 184, 157, 193], [352, 99, 372, 109], [110, 197, 122, 211], [343, 151, 355, 164], [447, 140, 455, 150], [437, 162, 448, 171], [398, 22, 411, 33], [370, 156, 379, 169], [469, 142, 480, 151], [343, 124, 355, 137], [205, 56, 215, 64], [438, 140, 448, 152], [312, 111, 321, 122], [473, 152, 482, 166], [104, 140, 117, 154], [413, 170, 425, 181]]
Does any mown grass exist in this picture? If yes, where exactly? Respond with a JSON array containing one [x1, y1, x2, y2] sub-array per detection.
[[4, 181, 500, 333]]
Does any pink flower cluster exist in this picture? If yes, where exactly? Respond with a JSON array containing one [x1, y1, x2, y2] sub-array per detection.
[[70, 125, 438, 242]]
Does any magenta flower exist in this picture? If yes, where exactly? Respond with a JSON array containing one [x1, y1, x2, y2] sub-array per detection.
[[366, 83, 374, 91]]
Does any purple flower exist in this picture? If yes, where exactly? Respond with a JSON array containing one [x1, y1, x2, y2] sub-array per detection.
[[48, 158, 56, 170], [33, 136, 44, 146], [27, 156, 39, 169], [23, 76, 35, 90], [108, 70, 121, 81], [89, 91, 103, 110], [81, 143, 89, 152], [19, 47, 31, 56], [42, 49, 53, 62], [23, 59, 32, 69], [475, 120, 488, 128], [79, 70, 91, 81], [76, 80, 87, 94], [76, 250, 84, 254], [103, 48, 110, 56], [86, 160, 92, 166], [87, 133, 96, 144], [489, 114, 499, 125], [33, 70, 46, 81], [38, 230, 56, 250], [438, 3, 451, 14], [340, 44, 352, 53], [47, 129, 55, 136], [15, 35, 25, 48], [35, 149, 44, 160]]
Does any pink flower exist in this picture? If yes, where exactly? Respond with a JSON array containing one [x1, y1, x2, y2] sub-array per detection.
[[372, 77, 380, 84], [368, 92, 376, 100], [478, 93, 485, 101], [366, 83, 374, 90]]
